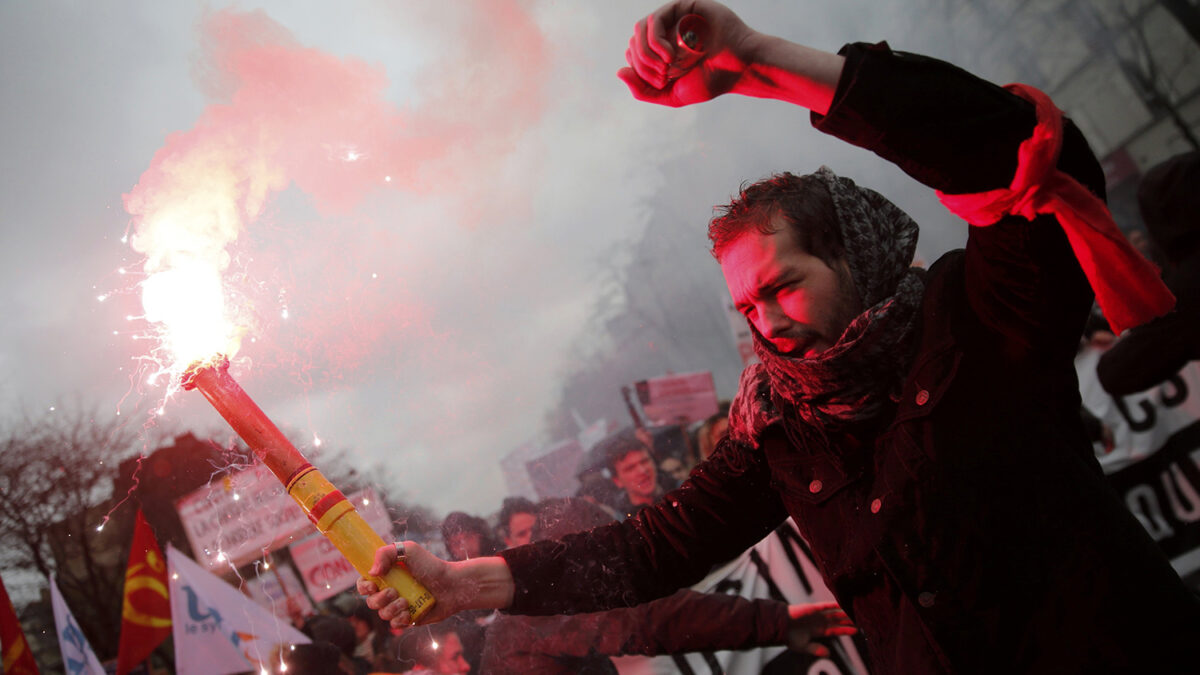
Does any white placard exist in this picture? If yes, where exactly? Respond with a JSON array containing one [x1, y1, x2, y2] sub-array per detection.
[[635, 371, 721, 426], [175, 464, 311, 570]]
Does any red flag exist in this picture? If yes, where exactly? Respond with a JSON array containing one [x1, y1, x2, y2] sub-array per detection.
[[116, 509, 172, 675], [0, 572, 40, 674]]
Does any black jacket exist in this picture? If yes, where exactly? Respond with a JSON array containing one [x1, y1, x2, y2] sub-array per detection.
[[500, 43, 1200, 674], [480, 589, 790, 674]]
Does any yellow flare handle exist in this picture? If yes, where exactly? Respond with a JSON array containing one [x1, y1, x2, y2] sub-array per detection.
[[287, 467, 435, 622]]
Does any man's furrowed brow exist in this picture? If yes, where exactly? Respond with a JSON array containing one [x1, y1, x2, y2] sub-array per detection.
[[753, 267, 799, 295]]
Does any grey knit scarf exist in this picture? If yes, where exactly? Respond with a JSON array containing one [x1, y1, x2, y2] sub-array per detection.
[[727, 167, 925, 458]]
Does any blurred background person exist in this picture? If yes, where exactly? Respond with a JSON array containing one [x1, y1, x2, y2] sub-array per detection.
[[348, 600, 391, 671], [440, 511, 499, 562], [273, 641, 352, 675], [600, 430, 663, 519], [405, 622, 471, 675], [696, 407, 730, 462], [497, 496, 538, 549]]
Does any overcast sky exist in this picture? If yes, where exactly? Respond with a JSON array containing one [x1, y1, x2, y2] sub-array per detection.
[[0, 0, 974, 519]]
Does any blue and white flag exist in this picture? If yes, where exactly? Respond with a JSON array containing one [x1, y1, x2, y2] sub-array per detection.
[[49, 574, 106, 675], [167, 545, 310, 675]]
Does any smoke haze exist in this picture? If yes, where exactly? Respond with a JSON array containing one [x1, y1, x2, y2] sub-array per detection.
[[2, 0, 1027, 515]]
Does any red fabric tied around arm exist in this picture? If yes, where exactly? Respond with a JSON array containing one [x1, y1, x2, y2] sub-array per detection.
[[936, 83, 1174, 334]]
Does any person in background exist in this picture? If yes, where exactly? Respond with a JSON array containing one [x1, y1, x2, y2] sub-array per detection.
[[657, 454, 690, 485], [272, 641, 351, 675], [300, 614, 370, 674], [438, 512, 499, 671], [404, 622, 471, 675], [496, 496, 538, 549], [696, 406, 731, 462], [440, 512, 499, 562], [600, 430, 663, 519], [572, 471, 623, 521], [348, 600, 390, 671]]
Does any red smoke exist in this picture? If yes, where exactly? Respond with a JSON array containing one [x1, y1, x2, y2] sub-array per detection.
[[122, 2, 549, 386]]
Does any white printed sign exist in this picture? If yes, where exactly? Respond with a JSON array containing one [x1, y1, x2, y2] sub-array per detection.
[[1077, 348, 1200, 576], [175, 463, 311, 570], [168, 545, 310, 675], [288, 488, 393, 602]]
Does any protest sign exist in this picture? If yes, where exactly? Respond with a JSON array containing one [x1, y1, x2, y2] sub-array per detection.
[[634, 371, 720, 426], [175, 464, 310, 570], [1077, 349, 1200, 577], [526, 439, 583, 500]]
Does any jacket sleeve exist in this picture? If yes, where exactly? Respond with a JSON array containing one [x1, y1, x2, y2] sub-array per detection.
[[813, 42, 1105, 362], [485, 589, 789, 665], [499, 439, 788, 615], [1097, 311, 1200, 395]]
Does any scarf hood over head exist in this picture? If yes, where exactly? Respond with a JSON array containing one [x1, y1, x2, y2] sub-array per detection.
[[728, 167, 924, 455]]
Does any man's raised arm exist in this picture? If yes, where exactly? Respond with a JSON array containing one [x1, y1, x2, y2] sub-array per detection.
[[617, 0, 844, 114]]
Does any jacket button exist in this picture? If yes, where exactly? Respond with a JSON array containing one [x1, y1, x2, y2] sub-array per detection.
[[870, 498, 882, 513], [918, 591, 936, 608], [809, 479, 823, 494], [915, 389, 930, 405]]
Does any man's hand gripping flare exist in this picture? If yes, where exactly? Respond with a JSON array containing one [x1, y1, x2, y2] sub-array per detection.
[[357, 541, 514, 629]]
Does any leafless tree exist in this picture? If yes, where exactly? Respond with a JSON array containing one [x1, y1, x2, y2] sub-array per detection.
[[1107, 1, 1200, 150], [0, 405, 143, 657]]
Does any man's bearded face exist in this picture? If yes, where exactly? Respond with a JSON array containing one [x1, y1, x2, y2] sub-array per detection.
[[722, 215, 861, 358]]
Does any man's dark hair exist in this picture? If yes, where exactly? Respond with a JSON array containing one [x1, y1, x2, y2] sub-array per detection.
[[302, 614, 356, 658], [709, 171, 846, 266], [348, 599, 376, 625], [278, 642, 344, 675], [597, 429, 652, 475], [497, 496, 537, 536], [441, 511, 490, 541]]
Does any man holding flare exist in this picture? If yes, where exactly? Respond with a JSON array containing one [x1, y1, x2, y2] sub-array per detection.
[[361, 2, 1200, 672]]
